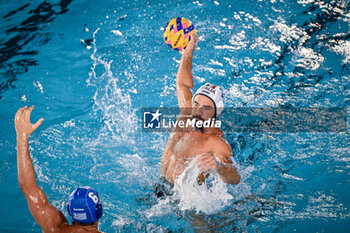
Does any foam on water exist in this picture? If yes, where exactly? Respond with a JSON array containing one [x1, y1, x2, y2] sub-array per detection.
[[328, 39, 350, 64], [145, 161, 252, 219], [173, 160, 233, 214]]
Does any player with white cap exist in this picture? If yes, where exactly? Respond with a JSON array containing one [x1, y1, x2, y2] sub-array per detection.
[[159, 35, 240, 192]]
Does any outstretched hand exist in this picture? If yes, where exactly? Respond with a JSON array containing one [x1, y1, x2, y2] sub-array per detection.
[[15, 106, 44, 139], [181, 34, 198, 55]]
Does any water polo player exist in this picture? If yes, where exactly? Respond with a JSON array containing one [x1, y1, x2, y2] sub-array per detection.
[[160, 35, 240, 188], [15, 106, 103, 233]]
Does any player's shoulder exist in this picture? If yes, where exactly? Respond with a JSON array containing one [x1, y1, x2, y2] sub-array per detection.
[[57, 224, 103, 233], [208, 129, 231, 152]]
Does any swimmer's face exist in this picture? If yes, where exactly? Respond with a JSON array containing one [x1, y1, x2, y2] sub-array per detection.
[[191, 94, 216, 121]]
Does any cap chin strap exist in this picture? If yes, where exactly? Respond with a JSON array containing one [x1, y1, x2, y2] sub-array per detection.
[[196, 126, 204, 133]]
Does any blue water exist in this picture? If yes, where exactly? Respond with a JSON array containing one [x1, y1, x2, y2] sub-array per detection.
[[0, 0, 349, 232]]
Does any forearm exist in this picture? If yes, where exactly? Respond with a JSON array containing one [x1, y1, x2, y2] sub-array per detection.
[[176, 51, 194, 89], [17, 136, 38, 191], [217, 164, 240, 184]]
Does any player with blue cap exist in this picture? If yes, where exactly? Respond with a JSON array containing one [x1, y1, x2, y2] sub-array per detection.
[[68, 187, 103, 224], [15, 106, 103, 232]]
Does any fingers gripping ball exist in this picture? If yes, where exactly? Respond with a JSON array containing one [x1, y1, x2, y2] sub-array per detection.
[[163, 17, 196, 50]]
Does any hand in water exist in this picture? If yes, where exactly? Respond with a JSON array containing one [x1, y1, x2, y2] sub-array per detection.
[[180, 33, 198, 55], [195, 152, 218, 172], [15, 106, 44, 139]]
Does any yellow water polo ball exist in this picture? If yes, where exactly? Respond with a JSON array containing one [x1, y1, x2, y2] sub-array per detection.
[[163, 17, 197, 50]]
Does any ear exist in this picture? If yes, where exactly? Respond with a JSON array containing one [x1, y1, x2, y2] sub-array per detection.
[[95, 203, 102, 220]]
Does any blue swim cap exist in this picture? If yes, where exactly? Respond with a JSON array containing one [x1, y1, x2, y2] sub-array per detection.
[[67, 187, 103, 224]]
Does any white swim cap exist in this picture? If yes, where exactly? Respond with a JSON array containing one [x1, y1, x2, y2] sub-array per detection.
[[192, 83, 224, 117]]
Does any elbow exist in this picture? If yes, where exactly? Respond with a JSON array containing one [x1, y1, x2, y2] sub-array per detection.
[[233, 174, 241, 184], [19, 182, 26, 192], [18, 182, 29, 194], [176, 82, 191, 90], [220, 166, 241, 184]]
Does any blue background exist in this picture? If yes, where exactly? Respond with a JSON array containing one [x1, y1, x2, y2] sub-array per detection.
[[0, 0, 349, 232]]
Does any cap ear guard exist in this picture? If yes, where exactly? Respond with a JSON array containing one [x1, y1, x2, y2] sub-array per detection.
[[95, 202, 103, 220], [66, 202, 102, 221], [216, 100, 224, 115], [214, 85, 224, 115]]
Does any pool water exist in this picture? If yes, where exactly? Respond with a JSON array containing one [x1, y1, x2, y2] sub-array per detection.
[[0, 0, 349, 232]]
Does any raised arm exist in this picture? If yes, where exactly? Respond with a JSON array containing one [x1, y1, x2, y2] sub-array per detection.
[[15, 106, 67, 232], [176, 35, 198, 109]]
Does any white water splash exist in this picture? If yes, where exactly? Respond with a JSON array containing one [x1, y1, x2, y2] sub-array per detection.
[[233, 11, 262, 26], [269, 22, 310, 45], [297, 0, 316, 5], [269, 21, 324, 69], [111, 30, 123, 36], [172, 160, 233, 214], [87, 28, 137, 146], [294, 47, 324, 70], [228, 30, 248, 50], [145, 160, 239, 218], [251, 37, 281, 55], [33, 81, 44, 93], [328, 40, 350, 65]]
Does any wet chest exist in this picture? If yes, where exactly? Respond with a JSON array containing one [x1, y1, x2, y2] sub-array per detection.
[[173, 132, 212, 159]]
